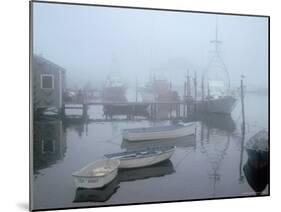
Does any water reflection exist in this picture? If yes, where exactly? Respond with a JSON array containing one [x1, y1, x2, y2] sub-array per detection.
[[64, 120, 87, 137], [190, 113, 236, 134], [200, 124, 231, 196], [73, 178, 120, 203], [118, 160, 175, 182], [243, 160, 269, 195], [73, 160, 175, 203], [33, 120, 66, 174], [32, 98, 269, 210]]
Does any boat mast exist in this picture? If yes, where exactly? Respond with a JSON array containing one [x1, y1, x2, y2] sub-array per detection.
[[207, 16, 231, 91], [210, 16, 221, 53], [186, 70, 191, 97]]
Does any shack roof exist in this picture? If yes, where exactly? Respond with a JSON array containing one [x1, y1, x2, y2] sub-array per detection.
[[33, 54, 66, 73]]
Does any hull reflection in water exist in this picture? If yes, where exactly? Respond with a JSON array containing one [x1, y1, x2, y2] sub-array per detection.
[[73, 160, 175, 203], [195, 96, 237, 115], [243, 160, 269, 195], [117, 160, 175, 182], [73, 178, 120, 203], [187, 113, 236, 133]]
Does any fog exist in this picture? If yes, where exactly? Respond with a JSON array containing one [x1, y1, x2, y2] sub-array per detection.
[[33, 2, 268, 90]]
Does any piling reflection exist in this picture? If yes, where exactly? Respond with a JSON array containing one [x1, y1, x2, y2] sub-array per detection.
[[64, 121, 87, 137]]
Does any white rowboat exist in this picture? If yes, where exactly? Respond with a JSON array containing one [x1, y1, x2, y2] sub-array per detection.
[[72, 159, 120, 189], [122, 122, 195, 141], [104, 146, 175, 169]]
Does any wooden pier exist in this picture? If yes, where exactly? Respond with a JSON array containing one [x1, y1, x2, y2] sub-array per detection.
[[62, 100, 196, 122]]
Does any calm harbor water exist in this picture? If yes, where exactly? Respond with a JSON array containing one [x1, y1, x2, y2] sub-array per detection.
[[32, 93, 268, 210]]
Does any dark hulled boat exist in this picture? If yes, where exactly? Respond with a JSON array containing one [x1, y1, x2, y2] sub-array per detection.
[[195, 19, 237, 115], [102, 76, 127, 102]]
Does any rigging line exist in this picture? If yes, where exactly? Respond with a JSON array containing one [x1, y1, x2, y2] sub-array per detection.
[[175, 149, 192, 169]]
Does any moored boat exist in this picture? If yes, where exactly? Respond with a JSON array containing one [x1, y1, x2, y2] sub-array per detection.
[[245, 130, 269, 169], [73, 160, 175, 203], [72, 159, 120, 189], [121, 134, 196, 150], [196, 20, 237, 115], [104, 146, 175, 168], [122, 122, 196, 141]]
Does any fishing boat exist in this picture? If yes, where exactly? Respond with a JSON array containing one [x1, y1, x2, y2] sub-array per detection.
[[102, 76, 127, 102], [72, 159, 120, 189], [104, 146, 175, 168], [195, 19, 237, 115], [122, 122, 196, 141]]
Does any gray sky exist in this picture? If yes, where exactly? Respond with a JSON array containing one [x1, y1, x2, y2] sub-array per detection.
[[33, 2, 268, 90]]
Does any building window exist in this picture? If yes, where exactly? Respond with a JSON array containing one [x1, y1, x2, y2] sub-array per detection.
[[41, 139, 55, 153], [41, 74, 54, 89]]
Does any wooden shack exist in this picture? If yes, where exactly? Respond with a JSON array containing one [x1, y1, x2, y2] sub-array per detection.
[[32, 55, 66, 115]]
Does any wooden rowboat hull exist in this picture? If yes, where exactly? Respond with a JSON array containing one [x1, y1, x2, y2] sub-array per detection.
[[105, 147, 175, 169], [123, 124, 195, 141]]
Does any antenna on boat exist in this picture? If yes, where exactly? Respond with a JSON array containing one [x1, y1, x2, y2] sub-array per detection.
[[210, 16, 222, 53]]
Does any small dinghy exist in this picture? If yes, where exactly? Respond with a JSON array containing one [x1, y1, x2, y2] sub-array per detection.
[[121, 134, 196, 150], [122, 122, 196, 141], [104, 146, 175, 168], [72, 159, 120, 189]]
